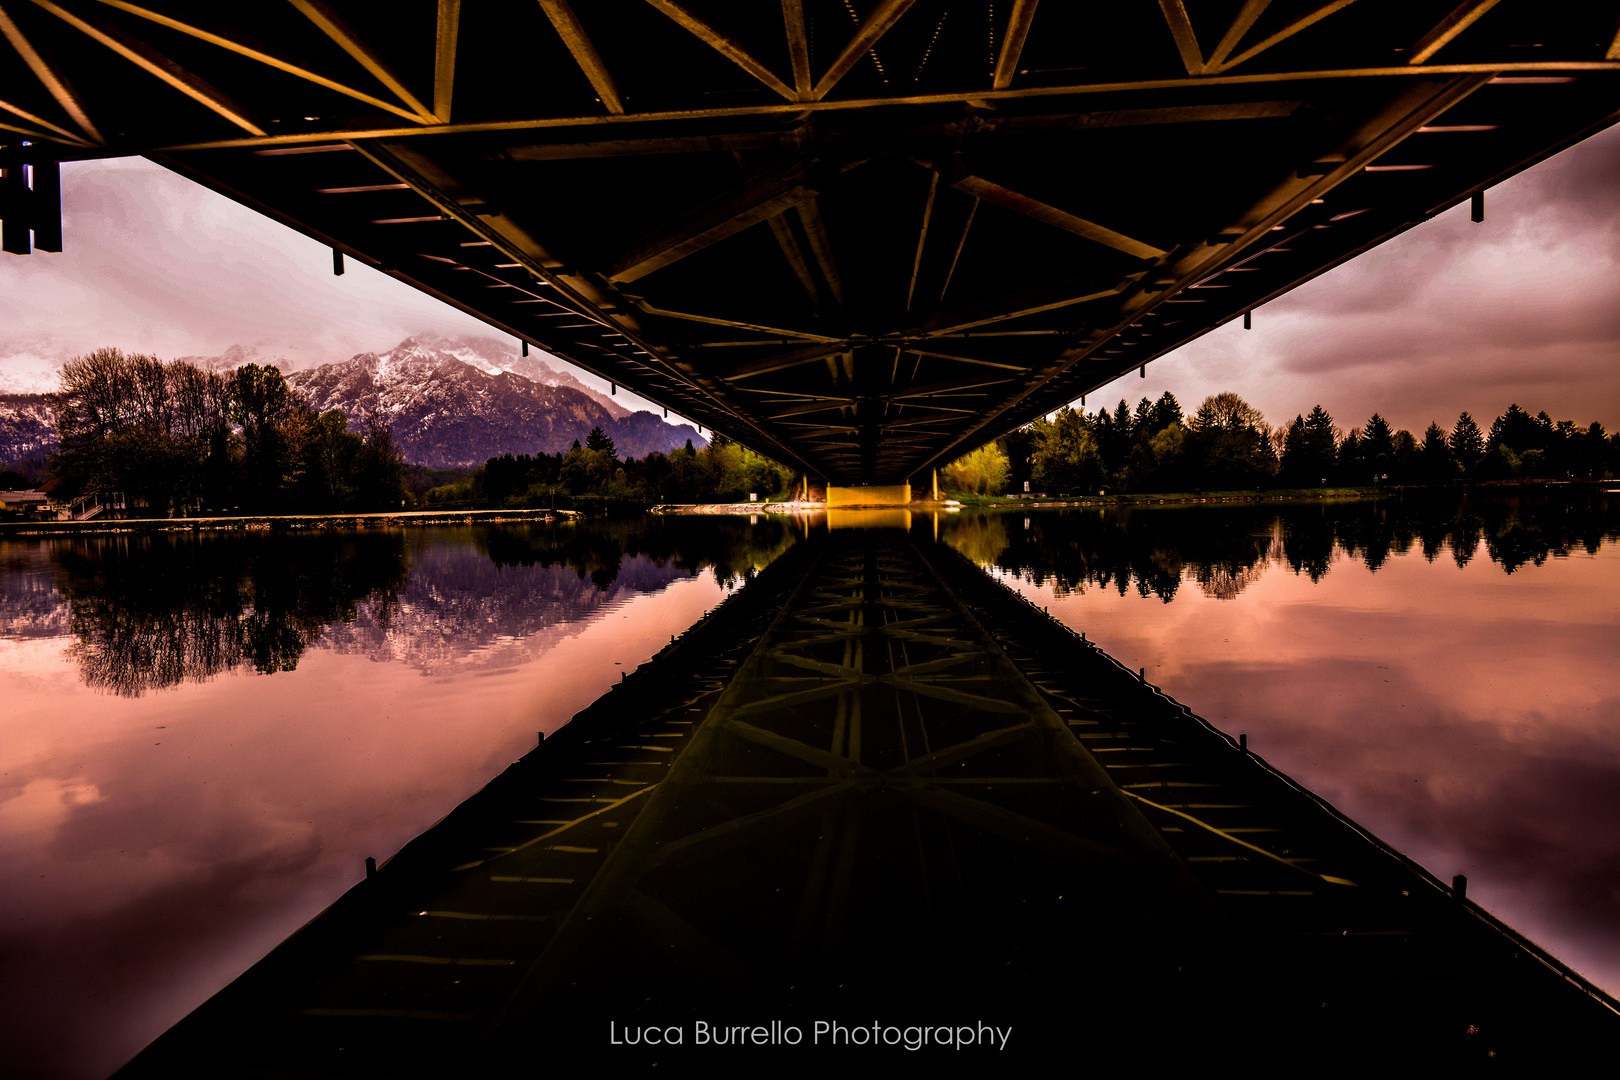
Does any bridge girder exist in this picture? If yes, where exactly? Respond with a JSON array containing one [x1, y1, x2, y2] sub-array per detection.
[[2, 1, 1617, 483]]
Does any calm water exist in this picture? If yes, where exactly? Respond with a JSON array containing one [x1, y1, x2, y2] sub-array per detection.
[[0, 517, 796, 1080], [1, 495, 1616, 1077], [939, 490, 1620, 1001]]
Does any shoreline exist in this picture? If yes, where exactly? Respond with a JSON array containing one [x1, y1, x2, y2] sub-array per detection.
[[0, 507, 576, 537], [656, 478, 1611, 515]]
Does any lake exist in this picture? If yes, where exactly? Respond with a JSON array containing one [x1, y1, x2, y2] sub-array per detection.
[[1, 491, 1615, 1077]]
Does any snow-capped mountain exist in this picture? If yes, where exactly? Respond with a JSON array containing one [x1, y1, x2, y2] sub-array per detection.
[[0, 394, 57, 463], [288, 336, 703, 467], [0, 333, 704, 469]]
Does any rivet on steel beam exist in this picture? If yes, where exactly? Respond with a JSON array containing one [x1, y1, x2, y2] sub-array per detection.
[[1243, 311, 1252, 330], [1471, 191, 1484, 223], [332, 248, 344, 275], [365, 856, 376, 878]]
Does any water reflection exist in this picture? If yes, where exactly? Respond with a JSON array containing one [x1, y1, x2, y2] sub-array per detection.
[[2, 516, 797, 695], [938, 489, 1620, 999], [943, 491, 1620, 601], [0, 514, 798, 1080]]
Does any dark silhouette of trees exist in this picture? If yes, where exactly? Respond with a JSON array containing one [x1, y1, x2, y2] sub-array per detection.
[[585, 425, 617, 458], [1419, 422, 1456, 483], [1449, 412, 1485, 475], [53, 349, 419, 515]]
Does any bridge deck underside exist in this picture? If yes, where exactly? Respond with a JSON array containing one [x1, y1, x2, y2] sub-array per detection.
[[119, 530, 1617, 1073], [2, 4, 1618, 482]]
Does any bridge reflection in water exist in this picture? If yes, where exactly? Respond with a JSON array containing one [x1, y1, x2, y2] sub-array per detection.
[[120, 521, 1617, 1072]]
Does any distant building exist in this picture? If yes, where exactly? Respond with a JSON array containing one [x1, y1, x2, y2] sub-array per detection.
[[0, 489, 48, 514]]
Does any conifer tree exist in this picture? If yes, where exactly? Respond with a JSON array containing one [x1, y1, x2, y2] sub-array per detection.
[[1449, 412, 1484, 472]]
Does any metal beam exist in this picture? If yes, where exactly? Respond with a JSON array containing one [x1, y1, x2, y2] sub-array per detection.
[[0, 95, 89, 146], [782, 0, 810, 98], [85, 0, 427, 123], [1158, 0, 1204, 76], [766, 212, 824, 313], [810, 0, 918, 102], [992, 0, 1039, 90], [634, 300, 839, 341], [536, 0, 624, 114], [1409, 0, 1504, 66], [645, 0, 795, 100], [151, 60, 1620, 154], [795, 197, 845, 308], [921, 160, 1166, 260], [1208, 0, 1364, 74], [607, 158, 821, 282], [435, 0, 460, 121], [0, 1, 101, 141], [904, 172, 937, 311], [920, 296, 1086, 353], [31, 0, 265, 134], [724, 341, 846, 381], [286, 0, 435, 119], [1206, 0, 1271, 72]]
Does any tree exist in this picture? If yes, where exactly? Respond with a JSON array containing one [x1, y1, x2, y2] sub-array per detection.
[[54, 348, 234, 515], [1190, 392, 1266, 434], [352, 417, 408, 510], [585, 425, 617, 458], [1419, 421, 1456, 483], [1302, 405, 1338, 482], [1279, 415, 1310, 483], [1362, 414, 1395, 479], [1031, 407, 1106, 493], [1449, 412, 1485, 474], [228, 363, 306, 510], [1189, 393, 1275, 488], [942, 442, 1009, 496]]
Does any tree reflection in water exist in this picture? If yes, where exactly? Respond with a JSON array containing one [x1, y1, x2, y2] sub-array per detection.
[[40, 516, 798, 697], [946, 490, 1620, 600], [53, 532, 410, 696]]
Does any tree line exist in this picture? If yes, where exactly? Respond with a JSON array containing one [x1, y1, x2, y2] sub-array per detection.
[[946, 391, 1619, 497], [943, 490, 1619, 604], [424, 427, 795, 508], [51, 348, 409, 515]]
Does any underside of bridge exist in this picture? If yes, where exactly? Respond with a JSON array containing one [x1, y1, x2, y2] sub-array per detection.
[[2, 2, 1618, 483]]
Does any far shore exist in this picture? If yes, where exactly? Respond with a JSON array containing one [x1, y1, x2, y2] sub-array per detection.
[[657, 479, 1607, 514], [0, 507, 576, 537], [3, 478, 1605, 534]]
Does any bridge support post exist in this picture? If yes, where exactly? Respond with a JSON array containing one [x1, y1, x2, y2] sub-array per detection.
[[827, 484, 911, 506], [931, 468, 938, 501]]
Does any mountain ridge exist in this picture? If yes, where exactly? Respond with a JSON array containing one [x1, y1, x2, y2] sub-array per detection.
[[0, 334, 705, 469]]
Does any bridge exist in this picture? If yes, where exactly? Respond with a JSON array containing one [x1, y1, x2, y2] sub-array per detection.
[[3, 2, 1618, 496]]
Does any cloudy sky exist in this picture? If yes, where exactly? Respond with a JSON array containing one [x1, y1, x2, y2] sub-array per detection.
[[1, 126, 1616, 436]]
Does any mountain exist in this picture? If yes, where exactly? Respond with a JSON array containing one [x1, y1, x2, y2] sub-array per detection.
[[0, 394, 57, 464], [0, 333, 700, 468], [287, 337, 704, 467]]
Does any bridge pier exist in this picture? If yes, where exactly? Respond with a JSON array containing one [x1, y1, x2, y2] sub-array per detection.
[[825, 483, 910, 506]]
